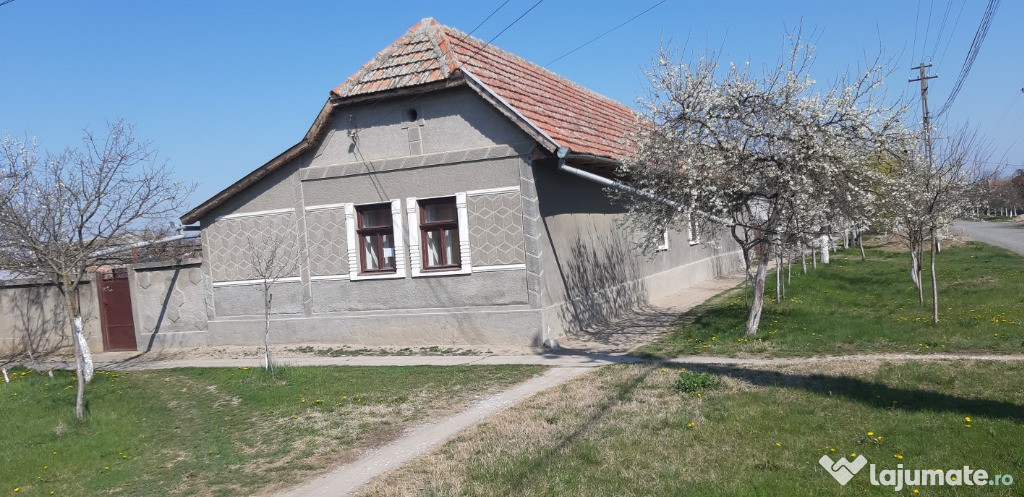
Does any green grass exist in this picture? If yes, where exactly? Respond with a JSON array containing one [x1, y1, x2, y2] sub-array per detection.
[[0, 364, 543, 496], [636, 242, 1024, 358], [366, 361, 1024, 496]]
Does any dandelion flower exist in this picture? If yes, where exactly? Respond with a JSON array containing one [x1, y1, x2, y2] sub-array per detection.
[[867, 432, 874, 436], [775, 442, 781, 447], [965, 424, 972, 429], [964, 416, 971, 423], [894, 454, 903, 460], [829, 448, 836, 453], [877, 436, 884, 441], [850, 452, 857, 458], [913, 489, 919, 494]]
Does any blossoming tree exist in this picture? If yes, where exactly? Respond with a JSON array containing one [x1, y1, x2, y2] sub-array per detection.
[[618, 33, 905, 337]]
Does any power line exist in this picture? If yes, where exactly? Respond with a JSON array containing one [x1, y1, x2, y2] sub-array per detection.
[[927, 0, 954, 60], [461, 0, 545, 67], [935, 0, 967, 69], [911, 0, 922, 63], [921, 0, 935, 61], [463, 0, 511, 38], [934, 0, 1001, 118], [544, 0, 669, 67], [351, 0, 545, 133]]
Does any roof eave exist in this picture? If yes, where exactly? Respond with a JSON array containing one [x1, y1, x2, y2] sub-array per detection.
[[459, 68, 561, 155]]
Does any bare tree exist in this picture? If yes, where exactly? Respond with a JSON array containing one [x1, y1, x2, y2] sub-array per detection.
[[618, 32, 905, 337], [247, 235, 297, 375], [881, 126, 994, 323], [0, 121, 194, 420]]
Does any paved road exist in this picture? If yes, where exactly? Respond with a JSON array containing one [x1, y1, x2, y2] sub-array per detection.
[[954, 220, 1024, 256]]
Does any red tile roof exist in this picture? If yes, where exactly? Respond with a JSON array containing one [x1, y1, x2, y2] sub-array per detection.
[[333, 18, 636, 160]]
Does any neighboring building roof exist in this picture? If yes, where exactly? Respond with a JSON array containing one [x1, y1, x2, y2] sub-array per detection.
[[181, 18, 635, 225], [334, 18, 636, 159]]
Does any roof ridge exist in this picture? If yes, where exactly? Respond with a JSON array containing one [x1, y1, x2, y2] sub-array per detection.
[[332, 18, 440, 96], [438, 24, 635, 117]]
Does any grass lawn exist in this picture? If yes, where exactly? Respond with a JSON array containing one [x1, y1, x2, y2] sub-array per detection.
[[363, 361, 1024, 496], [636, 242, 1024, 358], [0, 364, 543, 496]]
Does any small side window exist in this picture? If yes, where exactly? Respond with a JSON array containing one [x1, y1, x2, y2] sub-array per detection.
[[656, 227, 670, 251]]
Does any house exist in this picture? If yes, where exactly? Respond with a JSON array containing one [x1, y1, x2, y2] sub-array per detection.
[[178, 18, 743, 348]]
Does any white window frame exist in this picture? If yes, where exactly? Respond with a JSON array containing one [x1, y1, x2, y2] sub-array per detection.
[[656, 226, 670, 252], [346, 200, 406, 281], [688, 212, 700, 245], [407, 193, 471, 277]]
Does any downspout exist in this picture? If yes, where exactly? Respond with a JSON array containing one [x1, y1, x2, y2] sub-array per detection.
[[92, 226, 195, 257], [554, 146, 732, 226]]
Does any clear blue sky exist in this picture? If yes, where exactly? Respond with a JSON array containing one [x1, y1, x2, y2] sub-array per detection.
[[2, 0, 1022, 212]]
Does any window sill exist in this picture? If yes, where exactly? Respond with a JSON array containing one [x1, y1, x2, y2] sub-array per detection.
[[350, 271, 406, 281], [411, 267, 471, 278]]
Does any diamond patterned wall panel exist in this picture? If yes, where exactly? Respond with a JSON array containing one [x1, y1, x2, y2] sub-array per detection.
[[467, 192, 526, 266], [304, 208, 349, 277], [205, 213, 300, 282]]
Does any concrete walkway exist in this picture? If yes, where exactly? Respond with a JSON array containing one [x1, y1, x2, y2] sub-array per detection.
[[33, 351, 1024, 372], [276, 366, 590, 497]]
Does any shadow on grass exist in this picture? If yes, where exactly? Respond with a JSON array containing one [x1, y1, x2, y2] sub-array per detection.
[[674, 362, 1024, 423], [499, 368, 653, 494]]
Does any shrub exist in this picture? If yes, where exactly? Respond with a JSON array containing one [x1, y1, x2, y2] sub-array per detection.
[[676, 370, 720, 393]]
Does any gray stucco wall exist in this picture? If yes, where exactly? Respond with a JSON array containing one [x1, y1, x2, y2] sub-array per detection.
[[128, 260, 210, 350], [194, 87, 542, 347], [530, 159, 744, 338], [0, 278, 102, 355]]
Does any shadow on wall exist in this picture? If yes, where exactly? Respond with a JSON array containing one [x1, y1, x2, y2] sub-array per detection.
[[555, 226, 648, 336], [2, 284, 75, 364]]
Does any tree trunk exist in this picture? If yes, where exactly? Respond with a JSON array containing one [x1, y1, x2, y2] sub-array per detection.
[[812, 245, 817, 269], [820, 235, 830, 264], [801, 242, 807, 274], [858, 233, 866, 261], [930, 230, 939, 324], [62, 280, 91, 422], [745, 240, 771, 337], [775, 248, 781, 304], [72, 316, 88, 421], [263, 290, 274, 374]]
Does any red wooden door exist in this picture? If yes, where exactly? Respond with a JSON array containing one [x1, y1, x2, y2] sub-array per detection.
[[98, 269, 137, 351]]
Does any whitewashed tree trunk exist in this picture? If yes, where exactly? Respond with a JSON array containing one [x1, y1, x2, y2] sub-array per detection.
[[2, 368, 8, 383], [775, 248, 782, 304], [820, 235, 830, 264], [745, 245, 770, 337], [858, 233, 866, 261], [930, 229, 939, 324], [801, 242, 807, 274], [72, 315, 92, 421], [263, 288, 273, 374]]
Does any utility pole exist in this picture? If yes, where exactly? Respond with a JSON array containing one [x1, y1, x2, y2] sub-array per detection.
[[909, 63, 941, 325], [909, 63, 938, 170]]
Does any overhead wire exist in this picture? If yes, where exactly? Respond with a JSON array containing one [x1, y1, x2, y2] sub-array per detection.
[[934, 0, 1001, 118], [543, 0, 669, 67]]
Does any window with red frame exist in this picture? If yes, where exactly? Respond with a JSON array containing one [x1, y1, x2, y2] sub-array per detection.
[[356, 203, 396, 273], [419, 197, 460, 270]]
